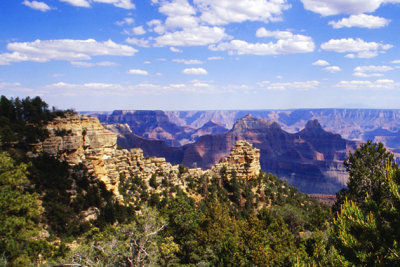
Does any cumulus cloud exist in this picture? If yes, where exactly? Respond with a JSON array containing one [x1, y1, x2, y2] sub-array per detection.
[[170, 47, 183, 53], [301, 0, 400, 16], [336, 79, 399, 90], [312, 59, 330, 66], [159, 0, 196, 17], [353, 65, 393, 77], [128, 69, 149, 75], [329, 14, 390, 29], [60, 0, 90, 7], [173, 59, 203, 64], [147, 19, 166, 34], [116, 17, 134, 26], [60, 0, 135, 9], [23, 0, 51, 11], [125, 37, 150, 47], [323, 66, 341, 73], [182, 67, 208, 75], [132, 26, 146, 35], [258, 80, 320, 91], [320, 38, 392, 58], [391, 60, 400, 64], [0, 39, 137, 65], [210, 29, 314, 55], [154, 26, 228, 47], [158, 0, 198, 30], [194, 0, 291, 25]]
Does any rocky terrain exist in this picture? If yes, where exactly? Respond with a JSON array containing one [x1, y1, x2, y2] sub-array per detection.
[[30, 114, 261, 202], [96, 110, 228, 146], [109, 115, 358, 194], [88, 109, 400, 153], [165, 109, 400, 150]]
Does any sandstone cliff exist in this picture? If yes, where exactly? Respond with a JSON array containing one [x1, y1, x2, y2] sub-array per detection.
[[114, 115, 357, 194], [31, 114, 260, 202]]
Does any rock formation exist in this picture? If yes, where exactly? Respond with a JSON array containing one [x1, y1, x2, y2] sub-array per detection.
[[30, 114, 260, 202], [208, 140, 261, 181], [113, 115, 358, 194]]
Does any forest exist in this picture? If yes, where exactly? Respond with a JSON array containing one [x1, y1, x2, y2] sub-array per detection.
[[1, 95, 400, 266]]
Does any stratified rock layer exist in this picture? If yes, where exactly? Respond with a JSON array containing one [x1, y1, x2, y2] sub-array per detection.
[[31, 114, 259, 202], [209, 140, 261, 181]]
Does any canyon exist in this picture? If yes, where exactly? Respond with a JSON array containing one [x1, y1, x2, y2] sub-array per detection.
[[91, 109, 400, 153], [30, 114, 261, 202], [104, 114, 358, 194]]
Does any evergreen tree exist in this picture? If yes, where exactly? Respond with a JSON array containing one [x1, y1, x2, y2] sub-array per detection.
[[0, 152, 43, 265], [332, 143, 400, 266]]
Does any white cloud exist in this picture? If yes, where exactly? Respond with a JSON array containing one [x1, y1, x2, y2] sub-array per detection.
[[111, 0, 135, 9], [173, 59, 203, 64], [116, 17, 134, 26], [132, 26, 146, 35], [320, 38, 392, 58], [165, 15, 199, 30], [44, 80, 235, 96], [60, 0, 135, 9], [0, 82, 22, 88], [312, 59, 330, 66], [158, 0, 196, 17], [194, 0, 291, 25], [256, 28, 294, 39], [353, 65, 393, 77], [170, 47, 183, 53], [208, 56, 223, 60], [353, 72, 383, 78], [70, 61, 117, 67], [354, 65, 394, 73], [336, 79, 399, 90], [391, 60, 400, 64], [154, 26, 228, 47], [182, 67, 208, 75], [23, 0, 51, 11], [258, 80, 320, 91], [210, 29, 314, 55], [329, 14, 390, 29], [323, 66, 341, 73], [125, 37, 150, 47], [0, 39, 137, 65], [128, 69, 149, 75], [301, 0, 400, 16], [60, 0, 90, 7], [147, 19, 165, 34]]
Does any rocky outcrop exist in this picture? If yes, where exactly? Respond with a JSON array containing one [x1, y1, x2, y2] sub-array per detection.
[[31, 114, 260, 202], [31, 114, 120, 197], [117, 115, 358, 194], [97, 110, 192, 147], [208, 140, 261, 181]]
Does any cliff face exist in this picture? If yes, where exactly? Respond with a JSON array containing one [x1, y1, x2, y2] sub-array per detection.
[[31, 114, 259, 202], [165, 109, 400, 150], [97, 110, 192, 146], [96, 110, 228, 146], [208, 140, 261, 181], [116, 115, 357, 194]]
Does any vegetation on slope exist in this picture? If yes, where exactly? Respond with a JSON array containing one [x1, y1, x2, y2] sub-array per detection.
[[1, 95, 400, 266]]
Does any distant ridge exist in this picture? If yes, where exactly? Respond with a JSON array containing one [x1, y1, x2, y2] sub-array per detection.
[[107, 115, 358, 194]]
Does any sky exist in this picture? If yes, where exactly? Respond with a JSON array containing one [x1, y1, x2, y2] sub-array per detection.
[[1, 0, 400, 111]]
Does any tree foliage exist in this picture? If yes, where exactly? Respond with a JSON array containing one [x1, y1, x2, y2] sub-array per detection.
[[0, 152, 44, 266], [332, 141, 400, 266]]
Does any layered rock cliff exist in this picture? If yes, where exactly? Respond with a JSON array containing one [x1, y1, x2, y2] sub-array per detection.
[[113, 115, 358, 194], [30, 114, 260, 202]]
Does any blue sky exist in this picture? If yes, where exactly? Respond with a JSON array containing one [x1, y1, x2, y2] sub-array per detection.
[[1, 0, 400, 110]]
